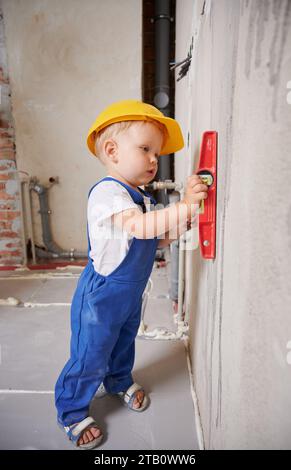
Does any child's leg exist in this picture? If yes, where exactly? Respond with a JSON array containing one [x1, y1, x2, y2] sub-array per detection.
[[55, 300, 122, 426], [55, 336, 118, 425], [103, 302, 141, 394]]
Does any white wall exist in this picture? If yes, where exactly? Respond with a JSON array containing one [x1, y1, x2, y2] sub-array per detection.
[[176, 0, 291, 449], [2, 0, 142, 251]]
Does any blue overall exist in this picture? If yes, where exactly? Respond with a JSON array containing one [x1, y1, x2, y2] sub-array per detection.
[[55, 176, 159, 426]]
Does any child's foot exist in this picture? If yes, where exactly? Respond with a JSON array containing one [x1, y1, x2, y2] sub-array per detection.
[[76, 393, 143, 444], [77, 426, 102, 446], [132, 389, 145, 409], [117, 383, 149, 412]]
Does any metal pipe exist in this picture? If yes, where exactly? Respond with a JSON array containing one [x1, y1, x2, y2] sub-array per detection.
[[177, 185, 186, 323], [19, 179, 27, 267], [168, 190, 180, 305], [20, 177, 37, 264], [153, 0, 172, 206], [146, 178, 186, 323], [26, 180, 37, 264], [28, 178, 87, 260]]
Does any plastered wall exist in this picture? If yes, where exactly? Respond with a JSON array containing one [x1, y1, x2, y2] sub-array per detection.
[[175, 0, 291, 449]]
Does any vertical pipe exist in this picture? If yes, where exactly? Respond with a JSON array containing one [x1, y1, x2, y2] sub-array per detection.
[[153, 0, 172, 206], [19, 181, 27, 266], [177, 186, 186, 322], [169, 190, 180, 303]]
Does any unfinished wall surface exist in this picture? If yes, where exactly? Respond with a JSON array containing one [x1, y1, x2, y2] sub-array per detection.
[[1, 0, 142, 258], [0, 4, 23, 266], [175, 0, 291, 449]]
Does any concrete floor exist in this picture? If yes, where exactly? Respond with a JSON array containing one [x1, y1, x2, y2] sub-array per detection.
[[0, 250, 199, 450]]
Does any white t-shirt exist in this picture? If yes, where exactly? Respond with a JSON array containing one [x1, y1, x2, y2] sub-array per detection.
[[87, 175, 153, 276]]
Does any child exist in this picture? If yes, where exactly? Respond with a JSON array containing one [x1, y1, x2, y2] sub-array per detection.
[[54, 99, 208, 449]]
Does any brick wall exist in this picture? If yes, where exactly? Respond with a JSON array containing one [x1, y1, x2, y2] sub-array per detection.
[[0, 7, 23, 268]]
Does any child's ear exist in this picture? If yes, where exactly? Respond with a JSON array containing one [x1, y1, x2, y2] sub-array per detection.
[[104, 139, 118, 162]]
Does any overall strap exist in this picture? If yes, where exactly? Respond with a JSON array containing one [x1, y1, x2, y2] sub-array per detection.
[[86, 177, 155, 255], [101, 176, 157, 206]]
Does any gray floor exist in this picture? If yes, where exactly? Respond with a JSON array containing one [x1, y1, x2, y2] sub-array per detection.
[[0, 251, 199, 450]]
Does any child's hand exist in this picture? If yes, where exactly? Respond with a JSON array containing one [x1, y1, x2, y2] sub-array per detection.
[[182, 174, 208, 206]]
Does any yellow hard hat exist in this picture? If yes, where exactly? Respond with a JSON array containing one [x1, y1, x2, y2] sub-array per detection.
[[86, 99, 184, 157]]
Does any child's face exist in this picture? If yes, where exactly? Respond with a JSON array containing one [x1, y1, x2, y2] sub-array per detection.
[[103, 122, 164, 187]]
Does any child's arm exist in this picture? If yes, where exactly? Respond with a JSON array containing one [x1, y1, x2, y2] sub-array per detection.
[[112, 175, 207, 240], [157, 229, 182, 248], [157, 213, 197, 248]]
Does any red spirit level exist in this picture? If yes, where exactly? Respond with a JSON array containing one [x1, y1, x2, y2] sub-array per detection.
[[196, 131, 217, 259]]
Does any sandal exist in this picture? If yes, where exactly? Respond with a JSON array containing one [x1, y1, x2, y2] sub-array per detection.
[[59, 416, 103, 449], [95, 382, 107, 398], [117, 382, 149, 412]]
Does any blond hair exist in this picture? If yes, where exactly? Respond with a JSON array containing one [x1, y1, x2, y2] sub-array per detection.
[[94, 118, 168, 163]]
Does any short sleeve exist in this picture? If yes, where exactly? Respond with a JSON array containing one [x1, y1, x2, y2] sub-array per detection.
[[87, 180, 141, 226]]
